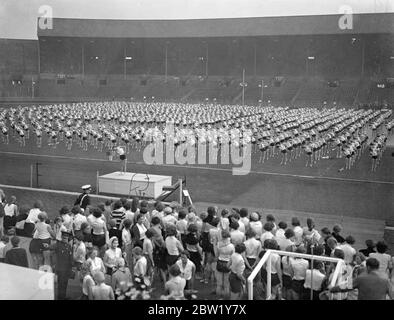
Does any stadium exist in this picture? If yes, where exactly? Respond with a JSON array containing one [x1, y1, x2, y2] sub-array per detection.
[[0, 0, 393, 301]]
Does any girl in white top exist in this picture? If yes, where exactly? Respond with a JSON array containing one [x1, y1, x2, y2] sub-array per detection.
[[215, 230, 235, 298], [260, 222, 275, 245], [53, 216, 67, 241], [87, 249, 106, 275], [81, 262, 95, 300], [176, 251, 196, 291], [3, 196, 18, 231], [59, 206, 73, 233], [103, 237, 122, 275], [303, 261, 326, 300], [249, 212, 263, 240], [132, 246, 150, 287], [243, 229, 262, 270], [32, 212, 55, 268], [369, 241, 393, 278]]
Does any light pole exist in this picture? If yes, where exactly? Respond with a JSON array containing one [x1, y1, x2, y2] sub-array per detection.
[[165, 41, 169, 83], [258, 79, 264, 103], [240, 68, 247, 106]]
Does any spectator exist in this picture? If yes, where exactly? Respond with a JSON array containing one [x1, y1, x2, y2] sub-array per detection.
[[165, 224, 184, 268], [260, 222, 275, 244], [0, 189, 6, 236], [229, 243, 246, 300], [275, 221, 287, 241], [131, 213, 147, 249], [5, 236, 28, 268], [72, 205, 87, 239], [30, 212, 55, 268], [111, 258, 132, 297], [80, 261, 95, 300], [184, 224, 203, 280], [149, 216, 167, 284], [266, 214, 277, 235], [320, 227, 333, 256], [230, 213, 245, 234], [289, 246, 309, 300], [369, 241, 393, 279], [108, 219, 123, 248], [291, 217, 303, 246], [165, 264, 186, 300], [249, 212, 263, 240], [59, 206, 73, 233], [230, 220, 245, 245], [104, 237, 122, 276], [81, 222, 93, 249], [303, 218, 321, 245], [89, 207, 108, 255], [53, 216, 67, 241], [102, 200, 113, 223], [133, 246, 151, 289], [281, 246, 295, 300], [215, 229, 234, 298], [261, 240, 282, 299], [0, 235, 9, 262], [176, 209, 188, 246], [303, 261, 326, 300], [219, 209, 230, 232], [121, 219, 133, 265], [73, 234, 87, 270], [326, 237, 339, 257], [86, 248, 106, 275], [359, 239, 376, 257], [277, 228, 295, 251], [89, 271, 115, 300], [244, 229, 261, 270], [143, 229, 154, 282], [176, 251, 196, 293], [24, 200, 44, 236], [162, 206, 177, 229], [121, 201, 134, 228], [4, 196, 18, 233], [338, 235, 357, 264], [239, 208, 249, 230], [332, 224, 345, 244], [15, 205, 29, 236]]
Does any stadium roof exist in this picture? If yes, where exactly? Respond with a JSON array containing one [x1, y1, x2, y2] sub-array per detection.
[[38, 13, 394, 38]]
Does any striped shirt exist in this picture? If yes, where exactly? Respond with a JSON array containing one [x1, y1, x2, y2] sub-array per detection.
[[110, 210, 126, 229]]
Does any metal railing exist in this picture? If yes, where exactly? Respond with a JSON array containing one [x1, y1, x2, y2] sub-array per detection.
[[247, 249, 344, 300]]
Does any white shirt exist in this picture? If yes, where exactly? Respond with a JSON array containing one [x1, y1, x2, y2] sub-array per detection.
[[0, 242, 7, 258], [230, 230, 245, 245], [134, 256, 148, 277], [88, 257, 105, 274], [230, 252, 245, 275], [249, 221, 263, 239], [82, 274, 95, 296], [104, 248, 122, 268], [122, 228, 132, 246], [244, 238, 261, 259], [176, 259, 195, 281], [61, 214, 73, 232], [237, 220, 246, 234], [277, 238, 295, 251], [240, 217, 249, 229], [165, 236, 183, 256], [369, 252, 392, 277], [4, 204, 17, 217], [338, 243, 356, 264], [260, 231, 274, 245], [304, 269, 325, 291], [275, 228, 286, 240], [73, 214, 87, 231], [293, 226, 303, 245], [136, 223, 147, 240], [290, 258, 309, 280]]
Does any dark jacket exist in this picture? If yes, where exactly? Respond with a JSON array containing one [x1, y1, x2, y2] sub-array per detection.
[[74, 193, 90, 210], [5, 247, 29, 268], [50, 241, 73, 273]]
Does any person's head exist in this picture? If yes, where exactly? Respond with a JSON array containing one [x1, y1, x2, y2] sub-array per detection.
[[245, 229, 256, 239], [54, 216, 63, 225], [268, 239, 279, 250], [187, 223, 198, 234], [333, 224, 342, 234], [120, 197, 128, 207], [93, 271, 105, 284], [345, 235, 355, 245], [61, 231, 71, 242], [221, 208, 229, 217], [105, 199, 113, 207], [291, 217, 300, 227], [235, 243, 246, 254], [295, 246, 306, 255], [136, 213, 145, 224], [333, 248, 345, 260], [123, 219, 132, 229], [278, 221, 287, 230], [59, 206, 70, 216], [306, 218, 315, 230], [80, 261, 92, 277], [211, 217, 220, 227], [92, 207, 103, 218], [1, 235, 9, 244], [250, 212, 260, 222], [116, 258, 126, 268], [164, 207, 173, 216], [221, 229, 231, 240], [113, 200, 123, 211], [180, 250, 190, 264], [230, 220, 239, 231], [231, 213, 240, 221], [312, 260, 323, 270], [327, 237, 338, 249], [37, 212, 47, 222], [199, 211, 208, 222], [90, 248, 98, 259], [166, 225, 177, 237], [266, 214, 275, 223], [366, 257, 380, 273], [263, 222, 274, 232], [375, 241, 388, 254], [239, 208, 248, 218], [207, 206, 216, 217], [132, 246, 143, 258], [109, 236, 119, 249], [284, 228, 295, 240], [81, 222, 90, 233], [140, 200, 149, 209], [140, 207, 148, 215], [123, 202, 131, 211], [178, 209, 187, 220], [169, 264, 181, 278], [354, 252, 366, 265], [151, 216, 161, 226], [97, 203, 105, 213], [321, 227, 331, 238], [109, 219, 117, 229], [156, 202, 165, 212], [33, 200, 43, 209], [145, 229, 154, 239], [71, 205, 82, 215], [314, 244, 325, 256], [365, 239, 375, 249], [18, 205, 30, 217]]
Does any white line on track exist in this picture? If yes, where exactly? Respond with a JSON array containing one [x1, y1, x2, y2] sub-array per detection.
[[1, 150, 393, 185]]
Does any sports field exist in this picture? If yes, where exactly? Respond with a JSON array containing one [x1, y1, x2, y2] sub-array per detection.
[[0, 127, 393, 221]]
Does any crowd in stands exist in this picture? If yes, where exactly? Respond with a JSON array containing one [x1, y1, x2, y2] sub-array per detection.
[[0, 187, 393, 300]]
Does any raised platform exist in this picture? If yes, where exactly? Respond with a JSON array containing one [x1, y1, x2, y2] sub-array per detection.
[[98, 171, 172, 198]]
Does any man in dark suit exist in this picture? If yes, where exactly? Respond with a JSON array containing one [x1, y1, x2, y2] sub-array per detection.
[[5, 236, 28, 268], [74, 185, 91, 211]]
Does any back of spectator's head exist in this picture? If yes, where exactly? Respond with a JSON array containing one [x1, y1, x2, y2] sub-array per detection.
[[71, 205, 82, 215], [81, 222, 89, 232], [75, 233, 84, 242], [178, 209, 187, 220], [245, 229, 256, 239], [295, 246, 306, 254], [140, 207, 148, 214], [105, 199, 113, 206], [221, 209, 229, 217], [366, 257, 380, 271], [109, 219, 117, 228], [231, 213, 240, 221], [263, 222, 274, 232], [263, 239, 271, 249], [151, 216, 160, 226], [333, 224, 342, 233], [327, 237, 338, 248], [321, 227, 331, 237], [230, 220, 239, 231], [11, 236, 20, 247], [239, 208, 248, 218], [92, 207, 103, 218], [33, 200, 43, 209], [145, 229, 154, 239], [97, 203, 105, 212], [156, 202, 165, 212], [221, 229, 231, 239], [120, 197, 128, 206], [113, 200, 123, 210], [376, 241, 388, 253], [123, 202, 131, 211], [268, 239, 279, 250], [307, 218, 315, 230], [345, 235, 355, 245], [291, 217, 300, 227], [333, 248, 345, 260], [284, 228, 295, 239], [250, 212, 260, 221], [314, 244, 325, 256], [187, 223, 198, 234], [180, 250, 190, 258], [169, 264, 181, 277], [132, 246, 143, 256], [235, 243, 246, 254], [278, 221, 287, 230], [123, 219, 132, 229], [59, 206, 70, 215], [1, 235, 9, 243], [207, 206, 216, 217], [266, 214, 275, 222], [164, 207, 172, 215], [365, 239, 375, 248], [140, 200, 149, 208], [166, 225, 177, 236], [93, 271, 105, 284], [37, 212, 47, 222]]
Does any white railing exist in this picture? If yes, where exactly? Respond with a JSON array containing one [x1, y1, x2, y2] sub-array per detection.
[[247, 249, 345, 300]]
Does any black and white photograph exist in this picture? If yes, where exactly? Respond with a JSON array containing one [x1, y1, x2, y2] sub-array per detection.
[[0, 0, 393, 304]]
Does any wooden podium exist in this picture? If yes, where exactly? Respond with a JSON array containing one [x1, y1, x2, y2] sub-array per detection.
[[98, 171, 172, 198]]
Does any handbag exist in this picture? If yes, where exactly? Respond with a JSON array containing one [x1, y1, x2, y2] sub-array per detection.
[[216, 259, 230, 273]]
